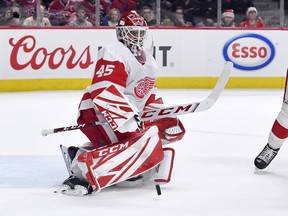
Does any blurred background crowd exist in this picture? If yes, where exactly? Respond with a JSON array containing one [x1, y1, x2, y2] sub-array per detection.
[[0, 0, 287, 27]]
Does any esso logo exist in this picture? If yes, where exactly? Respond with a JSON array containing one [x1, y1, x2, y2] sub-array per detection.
[[223, 34, 275, 70]]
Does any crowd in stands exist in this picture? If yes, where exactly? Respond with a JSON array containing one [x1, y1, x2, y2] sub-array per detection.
[[0, 0, 281, 27]]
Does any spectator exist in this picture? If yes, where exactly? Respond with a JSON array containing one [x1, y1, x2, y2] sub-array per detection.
[[11, 2, 22, 14], [161, 0, 174, 12], [49, 0, 109, 26], [161, 16, 175, 26], [109, 0, 137, 14], [174, 0, 201, 13], [10, 2, 23, 25], [222, 0, 234, 10], [139, 5, 156, 26], [48, 0, 76, 26], [136, 0, 156, 10], [101, 7, 120, 26], [198, 0, 217, 26], [1, 0, 16, 8], [160, 11, 176, 26], [232, 0, 254, 24], [173, 0, 201, 24], [17, 0, 40, 18], [42, 0, 53, 9], [0, 0, 19, 26], [240, 7, 264, 28], [174, 6, 193, 26], [221, 9, 237, 27], [285, 2, 288, 27], [81, 0, 109, 25], [52, 10, 73, 26], [48, 0, 75, 14], [0, 8, 13, 25], [10, 6, 22, 25], [234, 0, 255, 12], [67, 4, 92, 26], [22, 4, 51, 26]]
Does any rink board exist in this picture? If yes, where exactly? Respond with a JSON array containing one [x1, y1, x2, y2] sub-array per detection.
[[0, 77, 285, 92], [0, 27, 287, 91]]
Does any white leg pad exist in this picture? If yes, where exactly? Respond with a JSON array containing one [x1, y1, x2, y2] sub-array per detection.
[[151, 147, 175, 184], [75, 126, 164, 193], [115, 147, 175, 188]]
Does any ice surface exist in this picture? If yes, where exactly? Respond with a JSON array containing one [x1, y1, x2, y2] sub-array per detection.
[[1, 89, 288, 216]]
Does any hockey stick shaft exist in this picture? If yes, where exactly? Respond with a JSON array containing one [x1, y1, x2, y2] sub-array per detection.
[[42, 62, 233, 136], [139, 61, 233, 120], [41, 122, 106, 136]]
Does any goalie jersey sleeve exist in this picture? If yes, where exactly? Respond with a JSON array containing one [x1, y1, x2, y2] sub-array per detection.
[[77, 41, 160, 147]]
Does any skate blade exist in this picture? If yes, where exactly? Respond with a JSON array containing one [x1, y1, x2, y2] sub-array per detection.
[[55, 185, 89, 196]]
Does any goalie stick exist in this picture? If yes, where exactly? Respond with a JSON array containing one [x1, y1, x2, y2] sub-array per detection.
[[140, 61, 233, 120], [41, 61, 233, 136], [41, 121, 106, 136]]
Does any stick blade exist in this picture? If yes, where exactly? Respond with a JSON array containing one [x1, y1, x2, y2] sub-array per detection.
[[195, 61, 233, 112], [208, 61, 233, 100]]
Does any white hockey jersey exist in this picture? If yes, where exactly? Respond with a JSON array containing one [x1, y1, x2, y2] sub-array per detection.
[[77, 41, 163, 147], [96, 41, 158, 110]]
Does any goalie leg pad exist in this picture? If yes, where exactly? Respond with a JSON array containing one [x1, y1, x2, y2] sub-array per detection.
[[152, 147, 175, 184], [115, 147, 175, 188], [114, 175, 145, 188], [75, 126, 164, 193]]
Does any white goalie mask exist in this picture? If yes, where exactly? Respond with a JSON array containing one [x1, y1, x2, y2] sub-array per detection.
[[116, 11, 148, 50]]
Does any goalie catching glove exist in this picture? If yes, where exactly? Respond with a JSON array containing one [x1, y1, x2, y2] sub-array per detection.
[[145, 117, 186, 144]]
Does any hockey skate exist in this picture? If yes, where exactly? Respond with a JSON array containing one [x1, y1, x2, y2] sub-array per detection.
[[59, 175, 93, 196], [60, 145, 79, 175], [254, 144, 279, 170]]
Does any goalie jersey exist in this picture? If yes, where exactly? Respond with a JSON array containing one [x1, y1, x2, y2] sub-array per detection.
[[77, 41, 163, 147]]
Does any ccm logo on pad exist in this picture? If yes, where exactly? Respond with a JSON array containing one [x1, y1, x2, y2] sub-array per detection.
[[223, 33, 275, 70]]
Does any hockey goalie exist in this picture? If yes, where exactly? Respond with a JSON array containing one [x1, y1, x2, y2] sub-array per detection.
[[59, 11, 186, 196]]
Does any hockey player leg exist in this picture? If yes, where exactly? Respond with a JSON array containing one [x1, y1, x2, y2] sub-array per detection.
[[254, 110, 287, 170], [254, 114, 287, 170], [254, 72, 288, 170]]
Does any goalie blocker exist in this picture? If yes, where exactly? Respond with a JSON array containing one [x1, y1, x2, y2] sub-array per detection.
[[93, 84, 185, 144], [61, 126, 175, 195]]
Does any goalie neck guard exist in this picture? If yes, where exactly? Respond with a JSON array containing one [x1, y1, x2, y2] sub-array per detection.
[[116, 10, 148, 51]]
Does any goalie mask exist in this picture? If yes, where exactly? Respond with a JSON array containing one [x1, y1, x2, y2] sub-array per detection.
[[116, 11, 148, 52]]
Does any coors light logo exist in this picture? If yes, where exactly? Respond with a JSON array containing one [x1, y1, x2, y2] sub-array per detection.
[[9, 35, 94, 70]]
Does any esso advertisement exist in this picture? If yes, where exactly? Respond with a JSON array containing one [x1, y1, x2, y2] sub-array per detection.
[[223, 33, 275, 70]]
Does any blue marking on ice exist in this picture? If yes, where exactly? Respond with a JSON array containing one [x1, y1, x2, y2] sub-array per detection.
[[0, 156, 67, 188]]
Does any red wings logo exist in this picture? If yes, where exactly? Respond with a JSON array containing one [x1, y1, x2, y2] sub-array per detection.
[[134, 77, 155, 98]]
